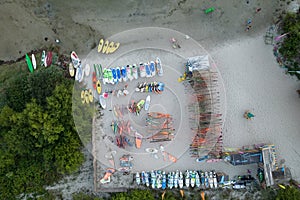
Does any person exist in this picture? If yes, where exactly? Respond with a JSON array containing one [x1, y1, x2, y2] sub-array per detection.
[[256, 8, 261, 13]]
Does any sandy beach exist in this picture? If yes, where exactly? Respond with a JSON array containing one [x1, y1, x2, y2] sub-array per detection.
[[1, 0, 300, 197]]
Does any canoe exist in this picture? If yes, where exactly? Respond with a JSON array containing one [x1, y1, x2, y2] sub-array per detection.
[[99, 95, 106, 109], [25, 54, 33, 73], [135, 132, 143, 149], [85, 64, 90, 76], [96, 80, 101, 94], [31, 54, 37, 70], [102, 40, 109, 54], [98, 38, 104, 53], [45, 51, 52, 67], [88, 89, 93, 103], [69, 63, 75, 77]]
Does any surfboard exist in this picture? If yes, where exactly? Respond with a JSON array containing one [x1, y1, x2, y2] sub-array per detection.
[[85, 64, 90, 76], [96, 80, 101, 94], [25, 54, 33, 73], [98, 38, 104, 53], [102, 40, 109, 54], [99, 95, 106, 109], [69, 63, 75, 77], [31, 54, 36, 70]]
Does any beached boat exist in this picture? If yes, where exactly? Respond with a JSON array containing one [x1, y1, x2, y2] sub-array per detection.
[[178, 171, 184, 188], [145, 62, 151, 78], [25, 54, 33, 73], [45, 51, 52, 67], [132, 64, 138, 79], [88, 89, 93, 103], [41, 50, 46, 66], [69, 63, 75, 77], [209, 171, 214, 189], [144, 95, 151, 111], [174, 171, 179, 188], [150, 61, 156, 77], [139, 63, 146, 78], [168, 172, 174, 189], [213, 171, 218, 188], [121, 66, 127, 82], [98, 39, 104, 53], [71, 51, 80, 68], [75, 66, 83, 82], [102, 40, 109, 54], [126, 65, 133, 81], [200, 172, 205, 188], [141, 171, 146, 185], [145, 171, 150, 187], [204, 171, 209, 188], [156, 171, 162, 189], [96, 80, 101, 94], [151, 170, 156, 188], [190, 171, 196, 187], [135, 132, 142, 149], [116, 67, 122, 83]]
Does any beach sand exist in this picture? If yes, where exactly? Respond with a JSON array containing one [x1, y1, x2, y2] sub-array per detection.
[[1, 0, 300, 197]]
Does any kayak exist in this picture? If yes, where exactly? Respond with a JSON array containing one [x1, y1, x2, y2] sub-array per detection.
[[25, 54, 34, 73], [84, 90, 89, 104], [96, 80, 101, 94], [71, 51, 81, 68], [31, 54, 37, 70], [81, 90, 85, 104], [88, 89, 93, 103], [41, 50, 46, 66], [99, 94, 106, 109], [135, 132, 143, 149], [150, 61, 156, 77], [126, 65, 133, 81], [108, 42, 120, 54], [145, 63, 151, 78], [45, 51, 52, 67], [132, 64, 138, 79], [69, 63, 75, 77], [145, 95, 150, 111], [92, 72, 97, 89], [205, 7, 215, 14], [102, 40, 109, 54], [98, 38, 104, 53], [106, 41, 114, 54], [121, 66, 127, 82]]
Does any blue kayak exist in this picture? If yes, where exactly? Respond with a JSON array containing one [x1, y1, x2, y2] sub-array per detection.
[[116, 67, 122, 82], [145, 63, 151, 78], [111, 68, 118, 83]]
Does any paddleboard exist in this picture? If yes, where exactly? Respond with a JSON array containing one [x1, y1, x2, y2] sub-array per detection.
[[96, 80, 101, 94], [88, 89, 93, 103], [99, 95, 106, 109], [106, 41, 114, 54], [45, 51, 52, 67], [25, 54, 34, 73], [85, 64, 90, 76], [41, 50, 46, 66], [69, 63, 75, 77], [98, 38, 104, 53], [31, 54, 36, 70], [102, 40, 109, 54]]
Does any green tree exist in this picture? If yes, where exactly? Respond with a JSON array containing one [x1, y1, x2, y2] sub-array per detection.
[[276, 186, 300, 200]]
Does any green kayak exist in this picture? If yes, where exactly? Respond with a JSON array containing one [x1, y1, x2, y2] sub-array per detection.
[[25, 54, 34, 73], [205, 7, 215, 14]]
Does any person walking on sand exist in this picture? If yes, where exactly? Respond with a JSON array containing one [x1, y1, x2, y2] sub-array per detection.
[[256, 8, 261, 13]]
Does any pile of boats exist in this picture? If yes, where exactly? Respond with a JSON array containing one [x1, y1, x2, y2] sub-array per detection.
[[135, 170, 218, 189], [102, 57, 163, 85], [135, 82, 165, 93]]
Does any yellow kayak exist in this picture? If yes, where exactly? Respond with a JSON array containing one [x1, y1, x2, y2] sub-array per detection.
[[88, 89, 93, 103], [98, 39, 104, 53], [96, 80, 102, 94], [109, 42, 120, 54], [84, 90, 90, 104], [81, 90, 85, 104], [69, 63, 75, 77], [102, 40, 109, 54], [106, 41, 114, 54]]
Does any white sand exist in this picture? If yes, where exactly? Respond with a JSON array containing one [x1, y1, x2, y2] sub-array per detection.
[[211, 33, 300, 181]]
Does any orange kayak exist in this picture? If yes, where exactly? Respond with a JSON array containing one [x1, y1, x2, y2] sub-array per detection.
[[135, 132, 143, 149]]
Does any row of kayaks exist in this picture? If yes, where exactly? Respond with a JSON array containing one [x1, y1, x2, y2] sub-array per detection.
[[102, 58, 163, 85], [135, 82, 165, 93], [136, 170, 218, 189], [26, 51, 53, 73], [97, 39, 120, 54]]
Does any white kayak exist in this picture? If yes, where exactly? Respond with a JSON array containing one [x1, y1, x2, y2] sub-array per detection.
[[144, 95, 150, 111], [99, 94, 106, 109], [31, 54, 36, 70]]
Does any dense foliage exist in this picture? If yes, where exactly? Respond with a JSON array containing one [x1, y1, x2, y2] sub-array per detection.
[[279, 11, 300, 79], [275, 186, 300, 200], [0, 66, 84, 199]]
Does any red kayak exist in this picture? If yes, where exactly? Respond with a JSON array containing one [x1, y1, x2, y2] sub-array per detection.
[[45, 51, 53, 67]]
